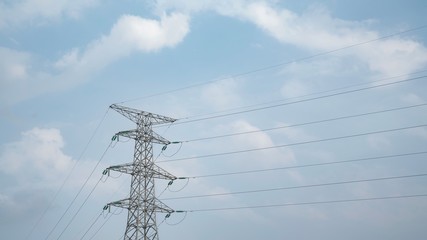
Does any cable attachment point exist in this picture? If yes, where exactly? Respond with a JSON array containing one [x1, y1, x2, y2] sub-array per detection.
[[111, 135, 119, 141], [102, 169, 109, 175], [168, 180, 174, 186], [165, 210, 188, 226], [162, 144, 168, 151]]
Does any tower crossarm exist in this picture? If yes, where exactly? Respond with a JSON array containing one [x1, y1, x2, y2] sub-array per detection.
[[106, 163, 177, 180], [114, 129, 172, 145], [107, 198, 174, 214], [151, 164, 177, 180], [107, 198, 131, 209], [106, 163, 133, 175], [152, 198, 174, 213], [110, 104, 177, 125]]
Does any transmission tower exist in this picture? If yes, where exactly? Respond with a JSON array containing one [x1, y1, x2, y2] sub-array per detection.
[[105, 104, 177, 240]]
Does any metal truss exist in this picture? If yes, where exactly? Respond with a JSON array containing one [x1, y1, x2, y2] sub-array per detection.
[[106, 104, 177, 240]]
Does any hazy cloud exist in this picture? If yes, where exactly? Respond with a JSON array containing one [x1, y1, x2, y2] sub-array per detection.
[[200, 78, 241, 110], [281, 80, 310, 99], [0, 0, 99, 29], [0, 12, 190, 106], [156, 0, 427, 77], [0, 127, 73, 181]]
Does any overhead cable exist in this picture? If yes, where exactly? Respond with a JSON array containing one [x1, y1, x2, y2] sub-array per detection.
[[162, 173, 427, 200], [172, 76, 426, 125], [187, 151, 427, 179], [182, 103, 427, 142], [79, 211, 103, 240], [56, 176, 104, 240], [115, 24, 427, 104], [176, 69, 427, 121], [186, 194, 427, 212], [158, 124, 427, 163], [25, 108, 110, 240], [44, 141, 112, 240]]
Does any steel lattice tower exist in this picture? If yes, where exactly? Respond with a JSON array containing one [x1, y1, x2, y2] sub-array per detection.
[[106, 104, 177, 240]]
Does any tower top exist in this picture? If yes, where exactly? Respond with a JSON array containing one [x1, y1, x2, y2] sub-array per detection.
[[110, 104, 177, 125]]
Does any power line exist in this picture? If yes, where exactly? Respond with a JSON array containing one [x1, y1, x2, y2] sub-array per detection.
[[116, 24, 427, 104], [182, 103, 427, 142], [25, 108, 110, 240], [87, 211, 115, 240], [186, 194, 427, 212], [56, 176, 104, 240], [174, 68, 427, 121], [78, 176, 129, 240], [187, 151, 427, 179], [44, 141, 112, 240], [159, 124, 427, 163], [162, 173, 427, 200], [79, 211, 102, 240], [171, 76, 426, 125]]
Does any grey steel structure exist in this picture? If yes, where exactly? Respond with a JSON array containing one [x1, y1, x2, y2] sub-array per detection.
[[106, 104, 177, 240]]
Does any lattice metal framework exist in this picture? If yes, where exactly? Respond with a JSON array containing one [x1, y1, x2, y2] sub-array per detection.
[[106, 104, 177, 240]]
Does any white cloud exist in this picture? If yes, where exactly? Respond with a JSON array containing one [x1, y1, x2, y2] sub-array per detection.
[[400, 93, 425, 105], [276, 123, 315, 143], [0, 47, 51, 107], [156, 0, 427, 77], [0, 0, 99, 29], [236, 2, 427, 77], [231, 120, 274, 148], [200, 78, 241, 110], [0, 12, 190, 106], [0, 127, 73, 181], [0, 189, 50, 223], [407, 127, 427, 140], [0, 127, 112, 222], [367, 135, 392, 150], [280, 80, 310, 99], [0, 47, 30, 83], [227, 120, 296, 167], [61, 12, 190, 71]]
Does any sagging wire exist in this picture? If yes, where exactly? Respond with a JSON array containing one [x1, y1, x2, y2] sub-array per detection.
[[102, 207, 109, 218], [87, 214, 113, 240], [119, 138, 131, 143], [158, 211, 188, 227], [161, 142, 183, 157], [167, 177, 191, 193], [164, 211, 188, 226], [112, 207, 124, 215], [25, 107, 110, 240], [110, 135, 119, 148], [109, 133, 130, 148], [158, 184, 171, 198], [79, 211, 102, 240], [100, 172, 109, 183], [157, 216, 168, 227], [108, 171, 123, 179], [87, 207, 122, 240], [161, 121, 175, 134], [45, 139, 114, 240]]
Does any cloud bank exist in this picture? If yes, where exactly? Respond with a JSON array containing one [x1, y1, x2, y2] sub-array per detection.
[[156, 0, 427, 77], [0, 12, 190, 106], [0, 0, 99, 28]]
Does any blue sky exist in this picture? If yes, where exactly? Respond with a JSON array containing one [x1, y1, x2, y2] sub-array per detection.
[[1, 0, 427, 239]]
